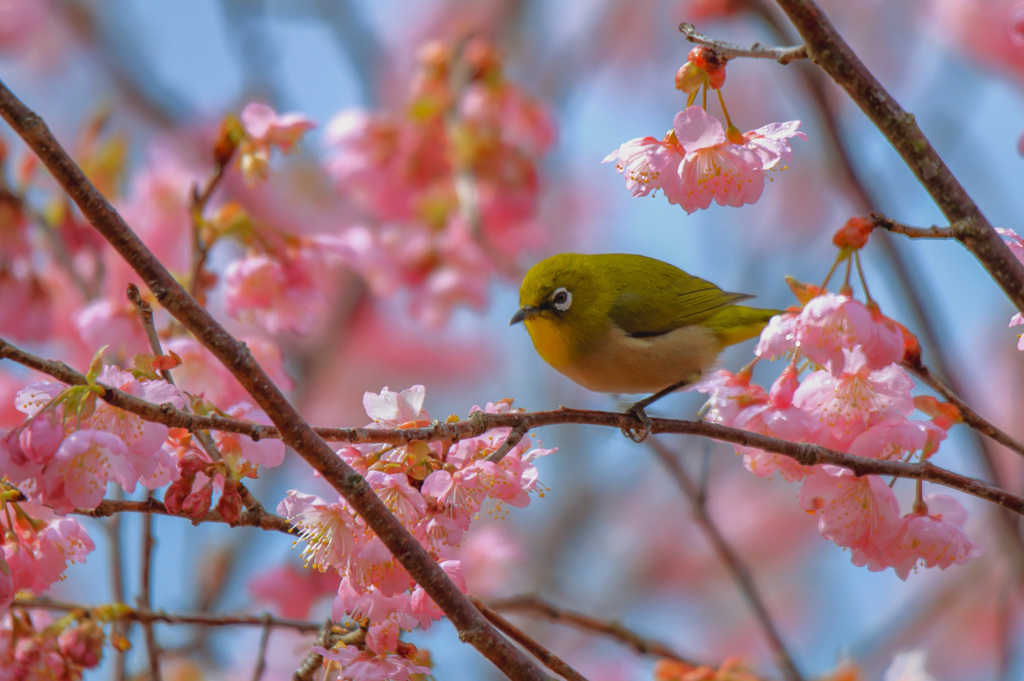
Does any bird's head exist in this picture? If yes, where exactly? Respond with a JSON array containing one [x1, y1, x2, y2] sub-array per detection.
[[510, 254, 607, 366]]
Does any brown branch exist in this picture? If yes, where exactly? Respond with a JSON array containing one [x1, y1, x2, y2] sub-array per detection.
[[0, 79, 548, 681], [903, 359, 1024, 459], [188, 153, 230, 305], [137, 493, 162, 681], [16, 597, 326, 633], [679, 22, 808, 64], [646, 439, 803, 681], [6, 333, 1020, 516], [74, 497, 295, 534], [252, 614, 274, 681], [772, 0, 1024, 314], [871, 213, 957, 240], [471, 597, 589, 681], [487, 595, 695, 664]]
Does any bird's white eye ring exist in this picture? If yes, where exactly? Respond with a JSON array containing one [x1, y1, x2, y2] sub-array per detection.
[[551, 287, 572, 311]]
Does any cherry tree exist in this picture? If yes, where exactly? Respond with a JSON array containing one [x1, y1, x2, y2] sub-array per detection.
[[0, 1, 1022, 680]]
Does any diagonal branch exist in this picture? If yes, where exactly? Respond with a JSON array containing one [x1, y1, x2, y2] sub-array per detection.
[[772, 0, 1024, 314], [647, 439, 803, 681], [487, 594, 696, 664], [0, 80, 549, 681]]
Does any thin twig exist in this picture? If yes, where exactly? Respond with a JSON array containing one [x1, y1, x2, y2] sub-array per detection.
[[486, 423, 529, 463], [137, 493, 162, 681], [294, 619, 335, 681], [471, 597, 589, 681], [16, 597, 325, 632], [678, 22, 808, 64], [487, 595, 695, 664], [870, 213, 957, 240], [903, 359, 1024, 459], [104, 488, 127, 681], [646, 439, 803, 681], [251, 614, 274, 681], [126, 283, 222, 461], [74, 497, 294, 534], [127, 282, 172, 382], [188, 160, 230, 305]]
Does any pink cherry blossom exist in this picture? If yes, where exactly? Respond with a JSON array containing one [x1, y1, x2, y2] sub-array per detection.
[[365, 471, 427, 529], [798, 466, 901, 560], [224, 236, 347, 335], [422, 467, 483, 532], [408, 559, 466, 628], [672, 106, 765, 213], [278, 491, 359, 572], [603, 135, 686, 200], [240, 102, 315, 154], [4, 502, 93, 595], [732, 366, 818, 482], [73, 299, 151, 360], [846, 416, 938, 461], [885, 495, 983, 580], [797, 293, 904, 373], [755, 311, 798, 360], [743, 120, 807, 170], [0, 270, 52, 343], [314, 645, 430, 681], [793, 348, 914, 445], [363, 385, 428, 427], [213, 402, 285, 468], [694, 369, 768, 427], [348, 534, 413, 596], [45, 430, 134, 509]]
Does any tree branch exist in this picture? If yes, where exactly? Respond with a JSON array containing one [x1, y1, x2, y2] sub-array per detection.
[[871, 213, 957, 240], [647, 439, 803, 681], [471, 597, 589, 681], [487, 594, 696, 664], [678, 22, 808, 64], [772, 0, 1024, 314], [0, 78, 548, 680], [6, 333, 1020, 517]]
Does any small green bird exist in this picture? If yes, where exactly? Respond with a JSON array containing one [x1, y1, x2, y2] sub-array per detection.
[[510, 253, 778, 438]]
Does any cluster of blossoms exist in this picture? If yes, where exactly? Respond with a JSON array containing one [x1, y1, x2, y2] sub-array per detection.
[[0, 358, 288, 612], [605, 46, 805, 213], [2, 366, 184, 512], [698, 218, 982, 579], [279, 385, 552, 678], [0, 499, 93, 616], [323, 38, 556, 326], [0, 610, 105, 681]]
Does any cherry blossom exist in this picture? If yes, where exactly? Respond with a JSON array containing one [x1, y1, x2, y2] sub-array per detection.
[[884, 495, 983, 580]]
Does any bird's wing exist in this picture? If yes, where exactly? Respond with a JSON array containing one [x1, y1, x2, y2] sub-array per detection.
[[608, 268, 752, 338]]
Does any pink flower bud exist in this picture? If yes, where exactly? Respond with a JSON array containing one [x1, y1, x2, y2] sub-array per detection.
[[58, 621, 104, 668], [182, 483, 214, 519], [216, 482, 243, 523], [163, 478, 191, 515]]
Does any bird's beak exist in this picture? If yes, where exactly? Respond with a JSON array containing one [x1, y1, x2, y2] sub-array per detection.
[[509, 305, 539, 326]]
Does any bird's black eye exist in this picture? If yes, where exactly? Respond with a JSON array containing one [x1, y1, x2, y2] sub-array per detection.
[[551, 287, 572, 312]]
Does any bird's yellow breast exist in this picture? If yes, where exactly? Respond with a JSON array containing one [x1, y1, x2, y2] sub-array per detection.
[[525, 317, 720, 394], [523, 317, 576, 370]]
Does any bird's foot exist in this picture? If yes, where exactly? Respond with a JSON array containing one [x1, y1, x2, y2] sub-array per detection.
[[621, 404, 652, 443]]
